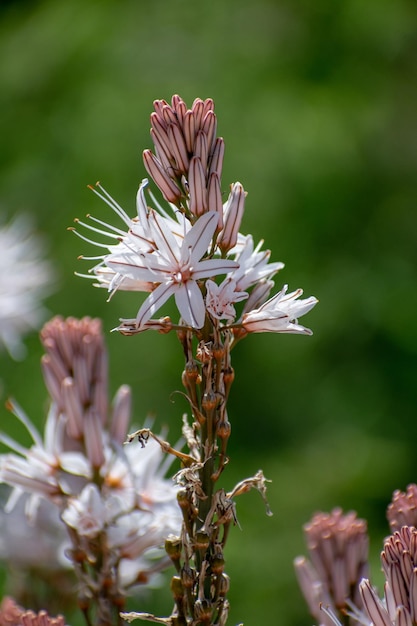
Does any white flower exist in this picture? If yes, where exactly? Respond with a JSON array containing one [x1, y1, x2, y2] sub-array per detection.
[[205, 278, 248, 321], [241, 284, 318, 334], [0, 215, 54, 359], [229, 234, 284, 291], [0, 494, 69, 570], [61, 484, 106, 538], [75, 181, 238, 329], [107, 210, 238, 328], [0, 401, 92, 517]]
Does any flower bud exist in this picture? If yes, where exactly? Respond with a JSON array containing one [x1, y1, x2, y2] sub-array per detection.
[[217, 182, 246, 253]]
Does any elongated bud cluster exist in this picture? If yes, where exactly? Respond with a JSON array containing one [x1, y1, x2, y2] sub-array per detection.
[[295, 508, 369, 626], [143, 95, 225, 225], [387, 483, 417, 531]]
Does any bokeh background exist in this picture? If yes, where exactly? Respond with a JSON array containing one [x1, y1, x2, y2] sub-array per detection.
[[1, 0, 417, 624]]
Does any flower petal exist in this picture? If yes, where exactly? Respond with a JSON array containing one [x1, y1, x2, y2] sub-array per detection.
[[175, 281, 206, 328], [136, 282, 175, 327], [182, 211, 219, 262]]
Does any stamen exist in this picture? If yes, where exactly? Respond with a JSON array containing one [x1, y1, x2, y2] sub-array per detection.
[[70, 228, 119, 248], [88, 184, 131, 225], [74, 218, 123, 240], [87, 214, 127, 236], [5, 399, 43, 447]]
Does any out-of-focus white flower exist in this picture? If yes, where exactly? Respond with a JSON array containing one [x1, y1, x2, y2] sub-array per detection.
[[0, 494, 69, 570], [241, 284, 318, 335], [0, 215, 54, 360], [62, 484, 106, 538], [0, 316, 182, 597]]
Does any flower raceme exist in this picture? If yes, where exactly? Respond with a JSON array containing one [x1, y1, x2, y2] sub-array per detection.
[[73, 96, 317, 335], [0, 316, 181, 614]]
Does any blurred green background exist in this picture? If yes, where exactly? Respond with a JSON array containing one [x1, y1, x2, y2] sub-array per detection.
[[1, 0, 417, 624]]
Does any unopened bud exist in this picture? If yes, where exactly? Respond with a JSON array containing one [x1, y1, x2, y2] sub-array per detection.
[[143, 149, 182, 204], [217, 182, 246, 253], [189, 156, 208, 217]]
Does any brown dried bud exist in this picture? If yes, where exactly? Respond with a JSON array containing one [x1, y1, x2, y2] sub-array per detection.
[[194, 530, 210, 552], [165, 535, 182, 562], [181, 565, 196, 589], [177, 489, 191, 512], [216, 418, 231, 440], [194, 599, 212, 622], [217, 573, 230, 597], [222, 367, 235, 388], [184, 360, 201, 383], [212, 342, 225, 361], [202, 391, 218, 412], [211, 552, 225, 575], [170, 576, 184, 601]]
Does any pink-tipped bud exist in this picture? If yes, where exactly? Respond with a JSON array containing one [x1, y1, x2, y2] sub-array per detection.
[[150, 128, 172, 171], [183, 110, 195, 153], [162, 103, 177, 126], [188, 156, 207, 217], [152, 99, 168, 120], [191, 98, 204, 130], [84, 407, 105, 469], [150, 112, 171, 155], [172, 95, 186, 126], [207, 172, 223, 230], [110, 384, 132, 445], [61, 377, 84, 440], [194, 130, 208, 171], [203, 97, 215, 116], [143, 150, 182, 203], [168, 123, 189, 174], [202, 110, 217, 154], [208, 137, 225, 179], [217, 182, 246, 253]]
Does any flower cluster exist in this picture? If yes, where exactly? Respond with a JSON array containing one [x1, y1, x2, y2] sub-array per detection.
[[73, 95, 317, 337], [0, 596, 66, 626], [0, 316, 181, 622], [296, 485, 417, 626]]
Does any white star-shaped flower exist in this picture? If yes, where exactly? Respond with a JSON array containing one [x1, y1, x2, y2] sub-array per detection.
[[107, 211, 238, 328], [241, 285, 318, 334]]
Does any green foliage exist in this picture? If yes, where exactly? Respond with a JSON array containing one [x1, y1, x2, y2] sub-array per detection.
[[0, 0, 416, 623]]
